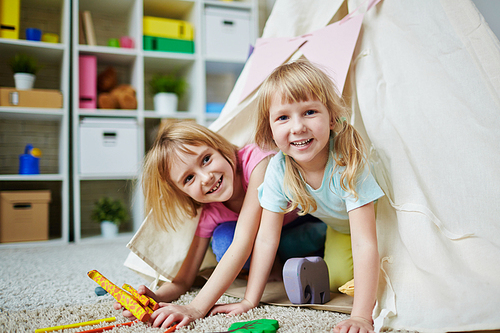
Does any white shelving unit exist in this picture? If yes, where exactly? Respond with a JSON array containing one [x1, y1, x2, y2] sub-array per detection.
[[0, 0, 71, 246], [71, 0, 258, 241]]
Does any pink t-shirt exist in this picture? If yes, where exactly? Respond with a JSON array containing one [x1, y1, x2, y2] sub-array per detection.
[[196, 144, 297, 238]]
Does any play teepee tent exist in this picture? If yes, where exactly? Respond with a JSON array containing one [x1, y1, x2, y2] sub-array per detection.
[[126, 0, 500, 331]]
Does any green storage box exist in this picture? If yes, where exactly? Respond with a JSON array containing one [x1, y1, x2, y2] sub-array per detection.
[[143, 35, 194, 54]]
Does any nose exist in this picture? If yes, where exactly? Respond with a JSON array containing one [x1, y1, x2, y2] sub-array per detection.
[[200, 171, 214, 185], [290, 117, 306, 134]]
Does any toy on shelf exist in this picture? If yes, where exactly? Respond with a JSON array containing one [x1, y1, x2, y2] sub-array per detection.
[[87, 270, 156, 322], [19, 144, 41, 174], [282, 256, 330, 305], [97, 67, 137, 110]]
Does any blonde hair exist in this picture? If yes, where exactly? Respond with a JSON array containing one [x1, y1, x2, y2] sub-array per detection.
[[255, 59, 366, 215], [143, 121, 238, 230]]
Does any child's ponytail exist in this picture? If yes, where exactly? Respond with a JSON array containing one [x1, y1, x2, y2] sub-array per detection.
[[333, 119, 367, 199]]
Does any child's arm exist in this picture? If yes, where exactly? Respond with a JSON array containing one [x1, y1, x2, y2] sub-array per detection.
[[210, 209, 284, 315], [148, 158, 270, 329], [113, 235, 210, 317], [334, 201, 379, 333]]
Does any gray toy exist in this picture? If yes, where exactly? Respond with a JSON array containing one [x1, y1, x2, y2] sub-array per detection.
[[282, 256, 330, 304]]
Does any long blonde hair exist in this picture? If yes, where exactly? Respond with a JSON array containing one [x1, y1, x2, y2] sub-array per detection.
[[143, 121, 238, 230], [255, 59, 366, 215]]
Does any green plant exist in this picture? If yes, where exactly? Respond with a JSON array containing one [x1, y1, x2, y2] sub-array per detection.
[[149, 73, 188, 98], [90, 197, 129, 226], [9, 53, 42, 75]]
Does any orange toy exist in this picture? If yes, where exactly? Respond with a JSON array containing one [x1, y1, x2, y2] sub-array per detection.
[[87, 270, 157, 322]]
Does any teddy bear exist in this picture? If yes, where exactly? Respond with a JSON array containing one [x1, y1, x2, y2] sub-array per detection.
[[97, 66, 137, 110]]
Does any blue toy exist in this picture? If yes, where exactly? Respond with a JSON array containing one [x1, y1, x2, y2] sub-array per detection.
[[19, 144, 40, 174], [282, 256, 330, 304]]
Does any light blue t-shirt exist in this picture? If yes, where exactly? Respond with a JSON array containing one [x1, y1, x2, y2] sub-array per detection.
[[258, 149, 384, 234]]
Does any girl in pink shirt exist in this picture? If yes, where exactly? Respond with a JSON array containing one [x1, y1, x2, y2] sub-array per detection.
[[114, 121, 325, 328]]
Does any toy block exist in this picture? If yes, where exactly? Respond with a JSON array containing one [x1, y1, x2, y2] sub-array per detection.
[[87, 270, 151, 322]]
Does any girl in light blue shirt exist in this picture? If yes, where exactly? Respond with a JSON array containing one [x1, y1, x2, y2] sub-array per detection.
[[211, 59, 384, 333]]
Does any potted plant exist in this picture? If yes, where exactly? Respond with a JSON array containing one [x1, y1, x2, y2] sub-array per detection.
[[90, 197, 129, 238], [149, 73, 188, 115], [9, 53, 42, 90]]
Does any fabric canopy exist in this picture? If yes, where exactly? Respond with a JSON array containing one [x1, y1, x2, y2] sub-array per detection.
[[349, 0, 500, 331]]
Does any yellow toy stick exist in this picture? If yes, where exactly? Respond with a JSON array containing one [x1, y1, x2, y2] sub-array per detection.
[[87, 270, 151, 322], [35, 317, 116, 333], [122, 284, 150, 306], [122, 283, 159, 311]]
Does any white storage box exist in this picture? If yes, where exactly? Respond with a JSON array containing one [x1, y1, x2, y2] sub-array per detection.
[[204, 6, 251, 60], [79, 118, 139, 175]]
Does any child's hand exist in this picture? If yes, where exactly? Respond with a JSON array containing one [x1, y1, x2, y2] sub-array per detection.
[[112, 285, 157, 319], [208, 299, 255, 316], [333, 316, 374, 333], [151, 303, 204, 329]]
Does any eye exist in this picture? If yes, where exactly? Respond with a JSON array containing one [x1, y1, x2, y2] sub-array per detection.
[[202, 154, 211, 165], [277, 115, 288, 121], [184, 175, 194, 184], [305, 109, 316, 116]]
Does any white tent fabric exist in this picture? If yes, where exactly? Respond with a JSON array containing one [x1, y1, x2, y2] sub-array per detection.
[[126, 0, 500, 331], [349, 0, 500, 331]]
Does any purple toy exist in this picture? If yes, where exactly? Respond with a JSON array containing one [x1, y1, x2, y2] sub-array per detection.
[[282, 256, 330, 304]]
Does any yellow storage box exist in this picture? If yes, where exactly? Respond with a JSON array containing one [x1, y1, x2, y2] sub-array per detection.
[[143, 16, 194, 41], [0, 0, 21, 39]]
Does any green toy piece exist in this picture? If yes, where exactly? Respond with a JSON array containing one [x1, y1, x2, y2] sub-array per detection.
[[225, 319, 279, 333]]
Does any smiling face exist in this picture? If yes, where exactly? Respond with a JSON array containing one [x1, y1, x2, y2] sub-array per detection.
[[169, 144, 235, 204], [269, 94, 334, 170]]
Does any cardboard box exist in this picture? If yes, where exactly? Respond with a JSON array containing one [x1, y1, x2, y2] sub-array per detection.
[[143, 16, 194, 40], [79, 118, 139, 175], [0, 190, 51, 243], [0, 88, 63, 108], [204, 6, 251, 60], [143, 35, 194, 53]]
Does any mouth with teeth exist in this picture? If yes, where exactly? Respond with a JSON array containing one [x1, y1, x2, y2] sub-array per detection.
[[291, 138, 312, 147], [207, 176, 223, 194]]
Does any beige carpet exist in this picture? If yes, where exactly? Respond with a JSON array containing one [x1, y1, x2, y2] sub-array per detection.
[[0, 236, 354, 332]]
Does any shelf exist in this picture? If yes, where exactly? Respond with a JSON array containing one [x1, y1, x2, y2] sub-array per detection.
[[143, 110, 197, 118], [78, 45, 138, 65], [79, 174, 139, 180], [0, 107, 65, 120], [0, 174, 65, 181], [71, 0, 259, 242], [0, 39, 66, 62], [78, 109, 139, 118]]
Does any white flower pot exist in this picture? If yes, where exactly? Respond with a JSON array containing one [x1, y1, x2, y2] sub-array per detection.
[[100, 220, 118, 238], [14, 73, 36, 90], [154, 92, 178, 115]]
